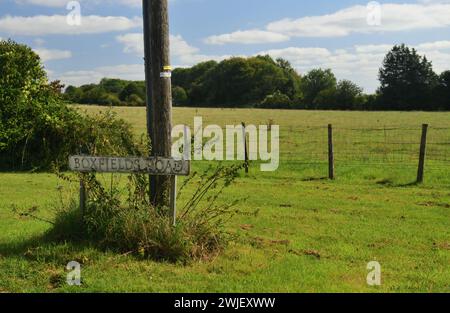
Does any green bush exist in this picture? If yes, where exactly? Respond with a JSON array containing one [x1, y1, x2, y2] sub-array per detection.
[[49, 164, 244, 263], [124, 94, 145, 107], [259, 90, 292, 109], [0, 39, 143, 170], [172, 86, 188, 106]]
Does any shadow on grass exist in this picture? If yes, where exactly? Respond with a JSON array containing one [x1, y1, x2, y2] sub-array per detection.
[[376, 178, 420, 188], [301, 176, 329, 182], [0, 231, 105, 265]]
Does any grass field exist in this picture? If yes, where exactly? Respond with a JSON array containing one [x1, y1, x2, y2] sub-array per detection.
[[0, 106, 449, 293]]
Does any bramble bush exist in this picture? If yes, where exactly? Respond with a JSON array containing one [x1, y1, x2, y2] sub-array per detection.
[[46, 163, 245, 263], [0, 39, 142, 170]]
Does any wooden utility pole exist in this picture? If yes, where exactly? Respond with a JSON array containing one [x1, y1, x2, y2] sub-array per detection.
[[142, 0, 173, 208], [142, 0, 156, 202]]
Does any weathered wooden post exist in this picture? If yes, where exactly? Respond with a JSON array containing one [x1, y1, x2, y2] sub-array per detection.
[[79, 176, 86, 217], [328, 124, 335, 180], [169, 176, 177, 226], [143, 0, 173, 208], [242, 122, 249, 174], [417, 124, 429, 184], [142, 0, 156, 201]]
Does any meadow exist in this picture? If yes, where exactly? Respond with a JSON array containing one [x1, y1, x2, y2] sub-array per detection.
[[0, 106, 449, 292]]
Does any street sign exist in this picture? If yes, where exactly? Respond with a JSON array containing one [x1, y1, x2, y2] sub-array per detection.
[[69, 156, 190, 176]]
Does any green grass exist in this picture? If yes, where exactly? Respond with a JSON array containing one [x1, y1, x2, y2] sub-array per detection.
[[0, 107, 449, 292]]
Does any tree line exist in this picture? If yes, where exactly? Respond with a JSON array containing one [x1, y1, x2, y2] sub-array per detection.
[[64, 44, 450, 111]]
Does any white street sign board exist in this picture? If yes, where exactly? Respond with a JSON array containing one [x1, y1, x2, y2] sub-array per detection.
[[69, 156, 190, 176]]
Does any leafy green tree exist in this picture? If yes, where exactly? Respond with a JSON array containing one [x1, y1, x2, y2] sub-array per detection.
[[172, 60, 218, 95], [126, 94, 145, 107], [276, 58, 303, 101], [0, 40, 142, 169], [49, 80, 65, 95], [259, 90, 292, 109], [188, 55, 297, 107], [334, 80, 364, 110], [0, 40, 81, 168], [195, 57, 255, 106], [64, 85, 83, 103], [119, 82, 145, 103], [0, 39, 48, 154], [244, 55, 289, 104], [361, 94, 380, 111], [435, 71, 450, 110], [314, 88, 337, 110], [378, 44, 438, 110], [301, 69, 337, 108], [100, 78, 129, 94], [172, 86, 188, 106]]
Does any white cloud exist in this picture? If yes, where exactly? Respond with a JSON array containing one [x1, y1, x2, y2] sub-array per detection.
[[57, 32, 232, 86], [267, 3, 450, 38], [354, 44, 393, 54], [417, 40, 450, 51], [34, 38, 46, 46], [204, 2, 450, 44], [15, 0, 68, 7], [56, 64, 145, 86], [34, 48, 72, 62], [0, 15, 141, 36], [118, 0, 141, 7], [117, 32, 230, 66], [15, 0, 143, 7], [116, 33, 143, 54], [204, 30, 289, 45], [117, 33, 199, 57]]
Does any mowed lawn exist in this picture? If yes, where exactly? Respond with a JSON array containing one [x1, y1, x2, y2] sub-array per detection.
[[0, 106, 449, 293]]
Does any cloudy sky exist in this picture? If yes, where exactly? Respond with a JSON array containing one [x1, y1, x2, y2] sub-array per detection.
[[1, 0, 450, 93]]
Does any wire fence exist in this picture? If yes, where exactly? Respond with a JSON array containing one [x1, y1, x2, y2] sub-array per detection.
[[279, 125, 450, 168]]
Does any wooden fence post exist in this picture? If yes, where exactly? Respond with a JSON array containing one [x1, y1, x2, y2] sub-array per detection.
[[417, 124, 429, 183], [242, 122, 249, 174], [79, 176, 86, 217], [328, 124, 335, 180]]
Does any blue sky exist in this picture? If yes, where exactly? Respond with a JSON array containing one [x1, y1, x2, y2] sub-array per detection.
[[1, 0, 450, 93]]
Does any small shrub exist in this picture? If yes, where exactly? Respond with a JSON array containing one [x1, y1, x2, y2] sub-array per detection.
[[259, 91, 292, 109], [48, 163, 245, 263]]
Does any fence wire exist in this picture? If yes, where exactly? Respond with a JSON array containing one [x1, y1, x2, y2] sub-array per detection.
[[279, 125, 450, 167]]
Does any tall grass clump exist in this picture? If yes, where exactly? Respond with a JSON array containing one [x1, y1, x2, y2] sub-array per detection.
[[48, 164, 244, 263]]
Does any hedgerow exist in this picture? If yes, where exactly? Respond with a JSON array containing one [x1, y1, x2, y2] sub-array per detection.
[[0, 39, 142, 170]]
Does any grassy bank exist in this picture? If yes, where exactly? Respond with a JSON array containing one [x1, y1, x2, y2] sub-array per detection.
[[0, 107, 449, 292]]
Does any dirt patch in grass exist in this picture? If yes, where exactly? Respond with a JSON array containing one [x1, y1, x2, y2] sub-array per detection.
[[289, 249, 321, 259], [433, 242, 450, 250], [417, 201, 450, 209]]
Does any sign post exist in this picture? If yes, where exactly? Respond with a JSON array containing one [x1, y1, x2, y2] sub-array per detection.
[[69, 156, 190, 225]]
